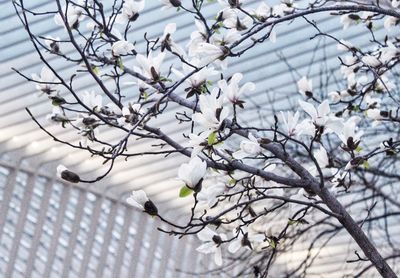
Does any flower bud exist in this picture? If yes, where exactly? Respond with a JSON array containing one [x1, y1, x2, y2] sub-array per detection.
[[57, 165, 80, 183], [169, 0, 181, 7], [82, 117, 97, 126], [49, 41, 60, 53], [144, 200, 158, 216], [212, 235, 223, 245]]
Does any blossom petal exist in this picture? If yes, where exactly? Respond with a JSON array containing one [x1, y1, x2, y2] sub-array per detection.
[[299, 100, 317, 120], [228, 239, 242, 253]]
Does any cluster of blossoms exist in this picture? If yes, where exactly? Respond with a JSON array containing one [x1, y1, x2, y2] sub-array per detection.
[[20, 0, 400, 275]]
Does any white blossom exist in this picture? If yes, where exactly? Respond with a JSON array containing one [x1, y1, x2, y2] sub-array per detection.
[[272, 3, 295, 17], [187, 20, 208, 56], [228, 227, 264, 253], [215, 29, 241, 46], [111, 40, 135, 56], [340, 14, 359, 30], [196, 227, 227, 266], [126, 190, 149, 210], [46, 106, 69, 124], [298, 100, 329, 127], [233, 133, 262, 159], [118, 102, 142, 128], [187, 133, 209, 157], [380, 42, 399, 64], [177, 156, 207, 189], [328, 90, 349, 102], [193, 88, 229, 131], [31, 67, 58, 96], [280, 111, 300, 137], [252, 2, 271, 21], [197, 181, 226, 208], [217, 0, 248, 7], [366, 108, 386, 120], [361, 55, 381, 67], [364, 95, 381, 108], [54, 5, 84, 29], [191, 42, 227, 68], [337, 39, 354, 52], [172, 59, 218, 89], [218, 73, 255, 104], [160, 0, 181, 10], [136, 52, 166, 80], [384, 16, 398, 30], [216, 6, 237, 20], [82, 91, 102, 111], [160, 23, 185, 56], [314, 145, 329, 168], [340, 55, 360, 82], [336, 116, 363, 147], [161, 23, 176, 42], [126, 190, 159, 215], [376, 74, 396, 92], [116, 0, 145, 24], [223, 12, 252, 30], [298, 100, 343, 136], [297, 76, 313, 97], [86, 22, 98, 31]]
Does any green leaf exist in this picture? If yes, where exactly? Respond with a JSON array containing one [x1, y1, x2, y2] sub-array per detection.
[[288, 219, 297, 225], [269, 239, 276, 249], [51, 96, 66, 106], [160, 76, 172, 82], [363, 160, 369, 169], [355, 146, 363, 153], [118, 58, 124, 70], [348, 14, 360, 21], [200, 84, 208, 93], [288, 218, 309, 225], [92, 66, 100, 75], [208, 132, 217, 146], [179, 185, 193, 198], [228, 179, 236, 185]]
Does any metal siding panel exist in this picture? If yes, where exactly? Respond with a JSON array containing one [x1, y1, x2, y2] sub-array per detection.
[[4, 172, 37, 277], [24, 177, 55, 275], [42, 184, 71, 278]]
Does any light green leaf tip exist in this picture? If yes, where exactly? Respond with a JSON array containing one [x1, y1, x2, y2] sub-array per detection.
[[118, 58, 124, 70], [179, 185, 193, 198], [208, 132, 217, 146], [92, 66, 100, 75]]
